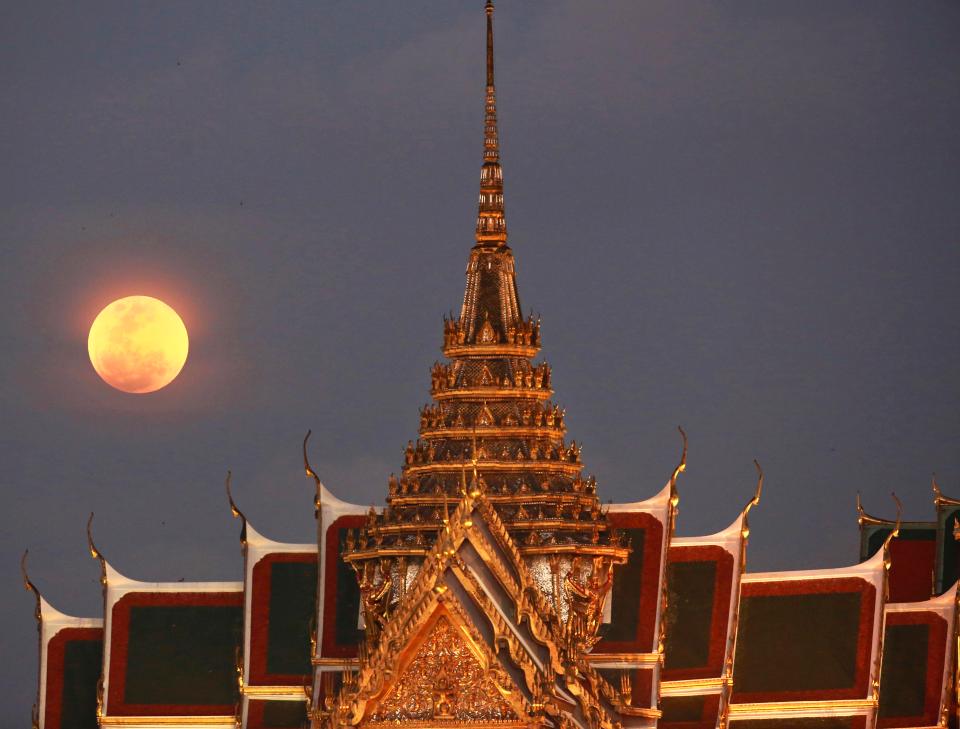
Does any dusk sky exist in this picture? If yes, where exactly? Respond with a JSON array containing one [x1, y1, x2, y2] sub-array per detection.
[[2, 1, 959, 717]]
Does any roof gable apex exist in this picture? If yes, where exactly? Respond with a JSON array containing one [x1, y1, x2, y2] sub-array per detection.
[[334, 488, 624, 729]]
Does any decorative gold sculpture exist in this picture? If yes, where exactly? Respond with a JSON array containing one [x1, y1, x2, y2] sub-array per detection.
[[369, 615, 517, 724]]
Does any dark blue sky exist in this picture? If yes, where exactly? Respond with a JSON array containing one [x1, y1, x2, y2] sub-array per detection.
[[2, 1, 959, 717]]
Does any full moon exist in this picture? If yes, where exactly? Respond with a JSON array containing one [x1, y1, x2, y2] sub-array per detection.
[[87, 296, 189, 394]]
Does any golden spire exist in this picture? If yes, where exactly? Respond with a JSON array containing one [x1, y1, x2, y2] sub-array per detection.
[[475, 0, 507, 247], [484, 0, 498, 162]]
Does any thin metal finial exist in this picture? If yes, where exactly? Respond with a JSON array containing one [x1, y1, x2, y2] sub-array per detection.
[[21, 550, 36, 593], [224, 470, 248, 546], [741, 460, 764, 539], [483, 0, 499, 162], [303, 430, 323, 518], [21, 550, 42, 619], [303, 430, 319, 484], [86, 513, 108, 588], [475, 0, 507, 245], [744, 460, 764, 518], [486, 1, 495, 89], [931, 472, 960, 509], [671, 427, 688, 486], [225, 471, 244, 520], [86, 512, 102, 561], [882, 492, 903, 553], [23, 550, 42, 729]]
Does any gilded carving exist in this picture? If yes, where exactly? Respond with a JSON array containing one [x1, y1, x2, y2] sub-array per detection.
[[369, 616, 516, 723]]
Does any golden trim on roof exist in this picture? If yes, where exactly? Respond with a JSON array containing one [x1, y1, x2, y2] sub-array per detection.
[[660, 677, 726, 695], [242, 685, 308, 698], [727, 698, 876, 716]]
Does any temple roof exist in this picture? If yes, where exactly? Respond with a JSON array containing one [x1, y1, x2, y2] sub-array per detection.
[[329, 486, 648, 729]]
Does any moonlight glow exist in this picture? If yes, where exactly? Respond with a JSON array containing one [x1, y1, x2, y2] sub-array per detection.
[[87, 296, 189, 394]]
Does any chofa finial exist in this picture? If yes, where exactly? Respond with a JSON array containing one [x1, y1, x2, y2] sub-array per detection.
[[303, 430, 323, 519], [303, 429, 319, 483], [86, 512, 108, 588], [667, 426, 687, 510], [672, 426, 688, 481], [21, 550, 42, 621], [86, 512, 101, 561], [881, 492, 903, 554], [745, 460, 764, 516], [23, 549, 42, 729], [224, 470, 248, 546], [740, 460, 764, 539]]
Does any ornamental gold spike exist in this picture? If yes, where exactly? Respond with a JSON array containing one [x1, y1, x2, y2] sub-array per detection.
[[476, 0, 506, 246]]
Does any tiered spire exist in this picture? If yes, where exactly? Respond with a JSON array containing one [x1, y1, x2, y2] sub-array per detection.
[[343, 1, 627, 639], [447, 0, 527, 347]]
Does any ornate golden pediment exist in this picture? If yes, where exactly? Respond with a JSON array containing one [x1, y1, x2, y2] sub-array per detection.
[[365, 606, 522, 726]]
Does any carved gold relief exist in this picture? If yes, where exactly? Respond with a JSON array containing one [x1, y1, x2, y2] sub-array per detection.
[[369, 615, 517, 723]]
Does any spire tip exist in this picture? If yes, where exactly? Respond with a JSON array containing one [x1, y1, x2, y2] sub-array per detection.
[[475, 0, 507, 245]]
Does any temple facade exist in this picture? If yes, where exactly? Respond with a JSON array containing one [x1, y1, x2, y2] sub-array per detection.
[[24, 4, 958, 729]]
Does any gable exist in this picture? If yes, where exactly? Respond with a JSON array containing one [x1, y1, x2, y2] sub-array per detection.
[[861, 521, 936, 603], [368, 609, 519, 724], [728, 548, 886, 727], [43, 626, 103, 729], [320, 514, 366, 657], [249, 551, 317, 684], [334, 491, 626, 729], [662, 544, 734, 681], [877, 587, 957, 729], [732, 577, 875, 702], [106, 590, 243, 717], [597, 510, 665, 652]]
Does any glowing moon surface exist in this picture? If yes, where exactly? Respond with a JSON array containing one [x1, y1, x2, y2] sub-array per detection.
[[87, 296, 189, 394]]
